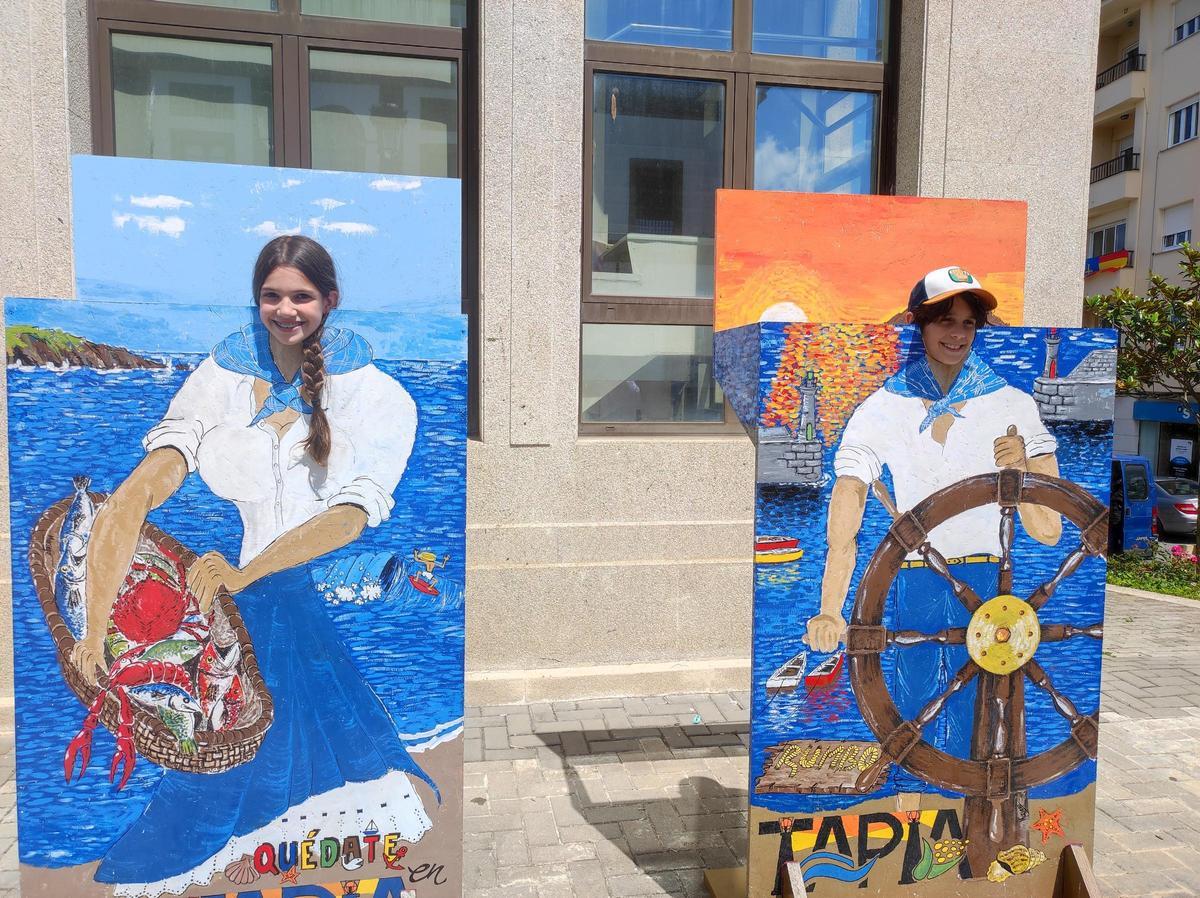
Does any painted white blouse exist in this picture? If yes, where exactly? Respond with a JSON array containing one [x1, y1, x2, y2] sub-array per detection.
[[143, 356, 416, 565], [834, 385, 1057, 559]]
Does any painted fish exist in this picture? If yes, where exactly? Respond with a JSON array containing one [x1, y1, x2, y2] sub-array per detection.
[[198, 642, 242, 732], [140, 637, 204, 667], [54, 476, 97, 640], [127, 683, 203, 754]]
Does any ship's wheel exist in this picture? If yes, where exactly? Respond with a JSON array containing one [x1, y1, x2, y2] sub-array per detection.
[[845, 469, 1107, 876]]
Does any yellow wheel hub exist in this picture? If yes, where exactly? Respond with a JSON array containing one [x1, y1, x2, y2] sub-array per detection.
[[966, 595, 1040, 674]]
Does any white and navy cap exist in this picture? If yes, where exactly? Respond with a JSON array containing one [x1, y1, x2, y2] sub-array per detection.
[[907, 266, 998, 313]]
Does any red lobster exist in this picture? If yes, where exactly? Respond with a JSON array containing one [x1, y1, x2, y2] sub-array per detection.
[[65, 658, 196, 791]]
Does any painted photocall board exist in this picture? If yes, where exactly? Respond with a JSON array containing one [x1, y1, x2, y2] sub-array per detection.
[[6, 297, 466, 898], [713, 191, 1028, 333], [8, 154, 466, 898], [716, 321, 1115, 896], [71, 154, 462, 318]]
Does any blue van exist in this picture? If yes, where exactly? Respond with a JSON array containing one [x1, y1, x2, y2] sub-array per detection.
[[1110, 454, 1155, 553]]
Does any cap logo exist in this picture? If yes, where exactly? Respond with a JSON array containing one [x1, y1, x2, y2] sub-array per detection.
[[947, 268, 973, 284]]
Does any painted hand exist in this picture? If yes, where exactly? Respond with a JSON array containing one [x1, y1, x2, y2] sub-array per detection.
[[803, 613, 846, 654], [187, 551, 247, 614], [994, 424, 1028, 470], [70, 634, 107, 685]]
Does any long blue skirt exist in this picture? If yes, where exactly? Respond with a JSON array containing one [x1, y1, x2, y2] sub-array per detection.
[[96, 566, 436, 883]]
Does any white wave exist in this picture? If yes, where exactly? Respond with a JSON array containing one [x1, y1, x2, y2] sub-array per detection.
[[403, 722, 463, 753], [398, 715, 464, 742]]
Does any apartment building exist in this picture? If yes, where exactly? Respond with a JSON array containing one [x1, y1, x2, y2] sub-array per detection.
[[1088, 0, 1200, 475]]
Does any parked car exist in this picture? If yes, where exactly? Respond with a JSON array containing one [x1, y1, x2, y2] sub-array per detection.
[[1154, 477, 1199, 539], [1110, 455, 1155, 553]]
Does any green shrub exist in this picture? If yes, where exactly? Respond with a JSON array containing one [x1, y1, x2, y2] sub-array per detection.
[[1107, 540, 1200, 599]]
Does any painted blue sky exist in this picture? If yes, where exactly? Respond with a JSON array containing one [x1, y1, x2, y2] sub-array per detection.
[[5, 297, 466, 362], [71, 156, 461, 317]]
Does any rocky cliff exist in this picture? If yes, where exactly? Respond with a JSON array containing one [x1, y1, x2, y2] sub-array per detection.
[[6, 326, 165, 370]]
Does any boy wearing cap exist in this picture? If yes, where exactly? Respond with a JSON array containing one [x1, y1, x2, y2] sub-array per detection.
[[803, 267, 1062, 761]]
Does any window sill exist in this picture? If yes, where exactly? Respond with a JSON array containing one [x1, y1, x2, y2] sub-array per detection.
[[1164, 134, 1197, 151]]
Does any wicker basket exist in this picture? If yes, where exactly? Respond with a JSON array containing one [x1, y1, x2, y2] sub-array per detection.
[[30, 493, 274, 774]]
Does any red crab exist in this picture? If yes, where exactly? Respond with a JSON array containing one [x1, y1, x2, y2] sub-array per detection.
[[108, 545, 210, 661], [64, 658, 197, 790]]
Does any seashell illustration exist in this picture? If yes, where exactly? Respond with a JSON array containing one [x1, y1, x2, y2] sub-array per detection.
[[224, 853, 260, 885], [986, 844, 1047, 882]]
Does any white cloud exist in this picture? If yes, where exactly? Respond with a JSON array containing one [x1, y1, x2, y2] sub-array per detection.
[[245, 220, 302, 237], [313, 198, 348, 211], [754, 137, 822, 193], [281, 178, 303, 188], [112, 211, 186, 238], [369, 177, 422, 192], [129, 194, 193, 210], [321, 221, 377, 236]]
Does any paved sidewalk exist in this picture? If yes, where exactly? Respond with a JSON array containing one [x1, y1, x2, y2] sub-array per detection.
[[0, 588, 1197, 897]]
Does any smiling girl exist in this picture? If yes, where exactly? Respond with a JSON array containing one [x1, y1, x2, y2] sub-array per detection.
[[71, 235, 436, 895]]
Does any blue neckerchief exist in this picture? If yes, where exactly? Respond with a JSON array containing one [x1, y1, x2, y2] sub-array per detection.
[[884, 349, 1007, 433], [212, 323, 373, 425]]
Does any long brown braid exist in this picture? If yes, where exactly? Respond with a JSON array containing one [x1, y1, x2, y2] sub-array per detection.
[[299, 325, 331, 465], [252, 235, 340, 466]]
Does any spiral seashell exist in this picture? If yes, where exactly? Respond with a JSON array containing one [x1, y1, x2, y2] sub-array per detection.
[[224, 853, 260, 885]]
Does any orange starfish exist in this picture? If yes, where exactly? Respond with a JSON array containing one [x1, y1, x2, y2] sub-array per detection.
[[1031, 807, 1066, 844], [280, 865, 300, 885]]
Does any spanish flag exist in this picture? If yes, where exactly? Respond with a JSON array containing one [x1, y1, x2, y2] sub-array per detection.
[[1084, 249, 1131, 278]]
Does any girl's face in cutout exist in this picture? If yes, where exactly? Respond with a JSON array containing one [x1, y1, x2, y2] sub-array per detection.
[[911, 295, 978, 369], [257, 265, 335, 347]]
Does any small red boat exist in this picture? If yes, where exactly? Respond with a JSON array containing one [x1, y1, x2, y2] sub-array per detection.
[[408, 574, 440, 596], [755, 535, 799, 552], [805, 651, 844, 689]]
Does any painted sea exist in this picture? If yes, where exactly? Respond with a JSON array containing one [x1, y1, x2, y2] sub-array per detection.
[[7, 357, 466, 867], [749, 327, 1115, 814]]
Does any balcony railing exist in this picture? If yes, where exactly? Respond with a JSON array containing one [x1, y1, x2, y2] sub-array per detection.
[[1090, 150, 1140, 183], [1096, 52, 1146, 90]]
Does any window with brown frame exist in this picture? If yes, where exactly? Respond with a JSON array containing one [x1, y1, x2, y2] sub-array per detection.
[[580, 0, 897, 435], [89, 0, 479, 433]]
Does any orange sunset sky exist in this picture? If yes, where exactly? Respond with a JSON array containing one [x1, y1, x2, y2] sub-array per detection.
[[714, 192, 1028, 332]]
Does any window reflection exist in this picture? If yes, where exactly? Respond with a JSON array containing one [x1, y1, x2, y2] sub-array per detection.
[[309, 51, 458, 177], [302, 0, 465, 27], [586, 0, 732, 50], [754, 86, 876, 194], [581, 324, 724, 423], [112, 33, 274, 165], [753, 0, 886, 61], [591, 73, 725, 299]]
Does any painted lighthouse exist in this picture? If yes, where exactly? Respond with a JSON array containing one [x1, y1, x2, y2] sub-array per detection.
[[1033, 328, 1117, 423], [757, 369, 824, 485]]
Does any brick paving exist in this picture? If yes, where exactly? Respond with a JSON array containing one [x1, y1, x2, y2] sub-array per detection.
[[0, 587, 1196, 897]]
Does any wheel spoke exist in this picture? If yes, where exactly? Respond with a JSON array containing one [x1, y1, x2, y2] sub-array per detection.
[[998, 505, 1016, 595], [854, 660, 981, 792], [1040, 622, 1103, 642], [889, 627, 968, 647], [1027, 540, 1094, 610], [914, 660, 981, 729], [1024, 658, 1086, 728], [917, 544, 984, 612]]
